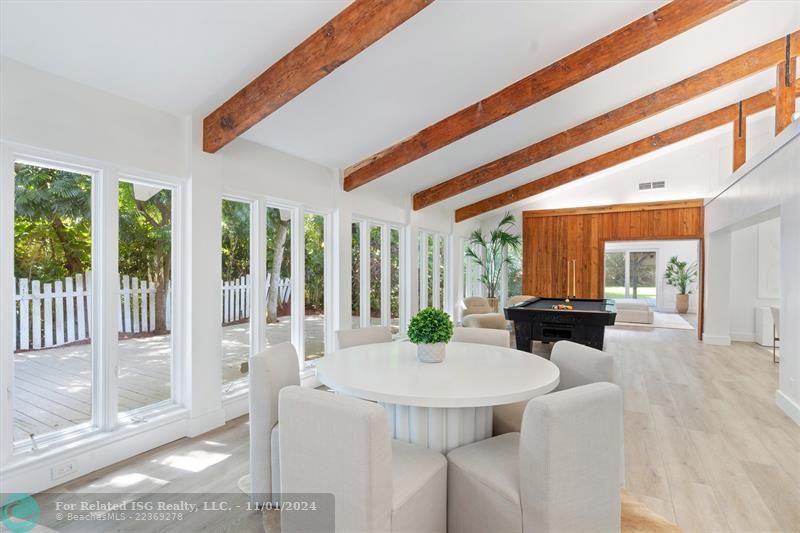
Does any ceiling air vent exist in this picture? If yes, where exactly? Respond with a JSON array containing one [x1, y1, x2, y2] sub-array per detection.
[[638, 180, 665, 191]]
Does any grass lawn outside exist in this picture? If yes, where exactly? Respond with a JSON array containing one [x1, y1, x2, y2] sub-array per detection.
[[603, 286, 656, 300]]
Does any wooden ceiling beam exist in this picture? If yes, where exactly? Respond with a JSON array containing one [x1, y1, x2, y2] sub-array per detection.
[[203, 0, 432, 154], [416, 31, 800, 210], [454, 82, 800, 222], [775, 37, 797, 134], [343, 0, 743, 190]]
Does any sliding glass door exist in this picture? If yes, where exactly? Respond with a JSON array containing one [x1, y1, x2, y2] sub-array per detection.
[[604, 249, 656, 305]]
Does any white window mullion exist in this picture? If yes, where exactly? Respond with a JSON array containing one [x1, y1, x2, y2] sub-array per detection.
[[250, 200, 266, 357], [359, 220, 369, 328], [432, 234, 440, 310], [323, 211, 334, 355], [291, 207, 304, 370], [419, 231, 428, 309], [380, 224, 390, 326], [94, 167, 118, 431]]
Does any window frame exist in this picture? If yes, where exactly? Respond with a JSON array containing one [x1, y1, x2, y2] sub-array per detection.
[[351, 216, 404, 333], [0, 142, 187, 463]]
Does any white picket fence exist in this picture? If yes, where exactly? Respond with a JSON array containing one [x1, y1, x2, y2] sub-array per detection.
[[220, 274, 291, 325], [14, 272, 292, 351]]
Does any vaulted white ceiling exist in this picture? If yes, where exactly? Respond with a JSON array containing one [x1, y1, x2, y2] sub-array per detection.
[[2, 0, 799, 220]]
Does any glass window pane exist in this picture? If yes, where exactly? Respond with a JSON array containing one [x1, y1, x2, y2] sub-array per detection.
[[370, 225, 381, 326], [304, 213, 325, 360], [266, 207, 292, 348], [118, 180, 173, 413], [221, 199, 250, 391], [629, 251, 656, 305], [438, 236, 446, 309], [351, 222, 360, 329], [507, 244, 522, 298], [604, 251, 625, 300], [13, 162, 92, 443], [426, 234, 433, 308], [390, 227, 400, 335]]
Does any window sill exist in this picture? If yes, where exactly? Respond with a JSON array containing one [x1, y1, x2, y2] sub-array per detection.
[[2, 404, 188, 475]]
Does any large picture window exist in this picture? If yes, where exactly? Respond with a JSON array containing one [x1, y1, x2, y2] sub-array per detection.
[[352, 218, 403, 335], [418, 230, 448, 311], [13, 162, 94, 444], [9, 157, 183, 450], [118, 178, 174, 413], [221, 198, 251, 392]]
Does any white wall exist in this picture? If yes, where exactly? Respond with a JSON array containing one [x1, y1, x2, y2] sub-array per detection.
[[728, 219, 781, 342], [604, 240, 699, 313], [704, 121, 800, 425]]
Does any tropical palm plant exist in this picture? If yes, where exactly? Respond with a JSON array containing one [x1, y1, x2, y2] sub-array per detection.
[[664, 256, 698, 295], [465, 212, 522, 299]]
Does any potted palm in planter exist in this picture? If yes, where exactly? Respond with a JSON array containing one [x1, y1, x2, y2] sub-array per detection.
[[664, 256, 698, 314], [407, 307, 454, 363], [465, 212, 522, 312]]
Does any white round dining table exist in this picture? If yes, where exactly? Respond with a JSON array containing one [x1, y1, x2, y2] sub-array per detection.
[[316, 341, 560, 453]]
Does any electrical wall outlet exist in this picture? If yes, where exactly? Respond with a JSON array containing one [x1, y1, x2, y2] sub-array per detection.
[[51, 462, 74, 480]]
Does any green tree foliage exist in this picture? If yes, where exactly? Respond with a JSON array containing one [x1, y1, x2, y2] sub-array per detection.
[[14, 163, 91, 281], [304, 214, 325, 313], [220, 200, 250, 280], [117, 182, 172, 332]]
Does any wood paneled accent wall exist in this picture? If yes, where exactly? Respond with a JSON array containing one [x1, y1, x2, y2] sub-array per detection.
[[522, 200, 704, 299]]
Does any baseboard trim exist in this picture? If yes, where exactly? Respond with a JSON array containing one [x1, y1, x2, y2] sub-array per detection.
[[703, 334, 731, 345], [730, 332, 755, 342], [187, 408, 226, 437], [776, 390, 800, 426]]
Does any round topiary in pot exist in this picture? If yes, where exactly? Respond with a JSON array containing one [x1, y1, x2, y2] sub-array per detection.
[[407, 307, 454, 363]]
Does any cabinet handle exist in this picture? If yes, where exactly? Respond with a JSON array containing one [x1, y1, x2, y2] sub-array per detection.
[[566, 259, 571, 297]]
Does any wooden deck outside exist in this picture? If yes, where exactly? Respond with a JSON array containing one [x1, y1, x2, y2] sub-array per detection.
[[12, 317, 324, 443]]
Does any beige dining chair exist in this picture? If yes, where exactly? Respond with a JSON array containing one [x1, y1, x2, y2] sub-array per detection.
[[335, 326, 392, 350], [447, 382, 623, 533], [279, 386, 447, 533], [244, 342, 300, 507], [451, 327, 510, 348]]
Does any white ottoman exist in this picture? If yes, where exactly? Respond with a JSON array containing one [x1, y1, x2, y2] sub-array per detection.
[[615, 300, 653, 324]]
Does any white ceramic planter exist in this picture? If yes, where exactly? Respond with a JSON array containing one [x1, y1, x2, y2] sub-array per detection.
[[417, 342, 446, 363]]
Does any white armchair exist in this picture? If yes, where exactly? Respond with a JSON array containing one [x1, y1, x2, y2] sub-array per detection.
[[451, 327, 510, 348], [245, 342, 300, 506], [493, 340, 617, 435], [335, 326, 393, 350], [447, 382, 623, 533], [279, 386, 447, 533], [461, 297, 506, 330]]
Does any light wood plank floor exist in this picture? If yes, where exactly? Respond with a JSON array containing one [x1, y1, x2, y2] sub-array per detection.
[[38, 326, 799, 532]]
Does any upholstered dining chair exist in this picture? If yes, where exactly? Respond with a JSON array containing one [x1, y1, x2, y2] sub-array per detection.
[[244, 342, 300, 507], [461, 296, 506, 329], [279, 386, 447, 533], [451, 327, 510, 348], [493, 340, 617, 435], [447, 382, 623, 533], [770, 306, 780, 364], [335, 326, 393, 350]]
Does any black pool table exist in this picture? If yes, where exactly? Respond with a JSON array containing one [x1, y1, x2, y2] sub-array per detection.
[[505, 297, 616, 352]]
